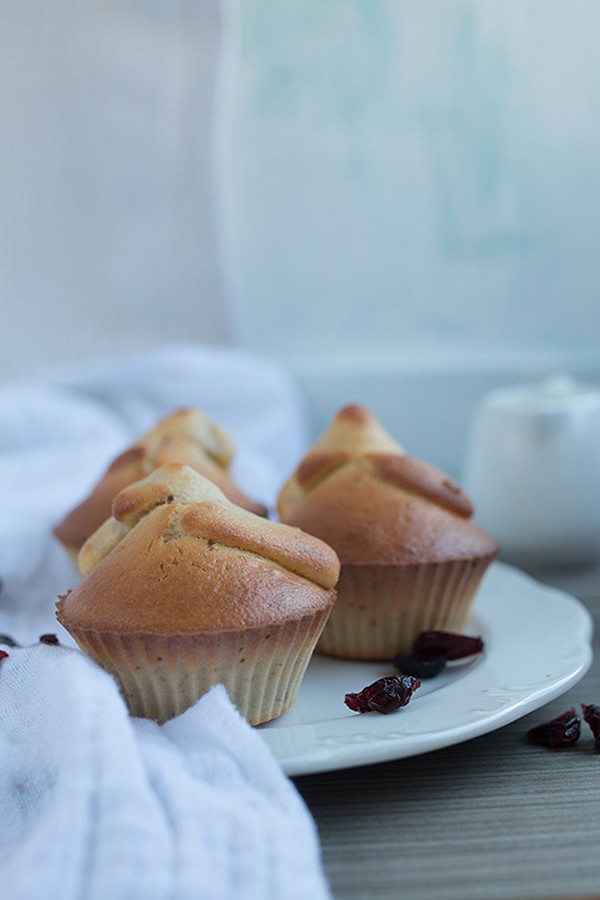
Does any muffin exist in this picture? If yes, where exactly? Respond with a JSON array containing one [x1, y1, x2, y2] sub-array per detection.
[[56, 463, 339, 725], [278, 404, 499, 660], [53, 407, 267, 567]]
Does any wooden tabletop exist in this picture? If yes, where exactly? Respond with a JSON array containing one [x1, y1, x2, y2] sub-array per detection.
[[294, 563, 600, 900]]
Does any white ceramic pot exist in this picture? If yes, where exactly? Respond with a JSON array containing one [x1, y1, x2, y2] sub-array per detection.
[[463, 375, 600, 568]]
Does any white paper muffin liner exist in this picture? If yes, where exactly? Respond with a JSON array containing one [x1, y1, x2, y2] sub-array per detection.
[[316, 557, 494, 660], [67, 608, 331, 725]]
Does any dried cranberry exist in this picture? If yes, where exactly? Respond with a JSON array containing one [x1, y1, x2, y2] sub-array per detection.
[[581, 704, 600, 752], [0, 649, 9, 663], [393, 652, 447, 679], [39, 634, 60, 646], [0, 634, 19, 648], [393, 631, 484, 679], [527, 708, 581, 748], [345, 675, 421, 714], [412, 631, 484, 661]]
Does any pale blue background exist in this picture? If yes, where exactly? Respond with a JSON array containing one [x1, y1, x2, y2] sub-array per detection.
[[226, 0, 600, 362], [1, 0, 599, 471]]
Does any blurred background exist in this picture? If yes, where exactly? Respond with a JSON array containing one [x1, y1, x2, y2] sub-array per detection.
[[2, 0, 600, 477]]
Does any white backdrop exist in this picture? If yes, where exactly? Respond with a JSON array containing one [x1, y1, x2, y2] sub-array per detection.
[[2, 1, 600, 474], [0, 0, 230, 379]]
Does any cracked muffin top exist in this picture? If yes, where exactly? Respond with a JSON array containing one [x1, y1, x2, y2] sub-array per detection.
[[53, 407, 267, 562], [277, 404, 499, 565], [56, 463, 340, 635]]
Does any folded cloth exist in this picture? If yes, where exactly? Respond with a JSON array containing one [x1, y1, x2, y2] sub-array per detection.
[[0, 345, 329, 900]]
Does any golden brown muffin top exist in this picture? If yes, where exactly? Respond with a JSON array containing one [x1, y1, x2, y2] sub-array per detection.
[[53, 407, 267, 558], [277, 404, 499, 565], [56, 463, 340, 635]]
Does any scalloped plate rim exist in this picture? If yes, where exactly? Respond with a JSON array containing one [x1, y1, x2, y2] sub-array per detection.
[[258, 562, 594, 776]]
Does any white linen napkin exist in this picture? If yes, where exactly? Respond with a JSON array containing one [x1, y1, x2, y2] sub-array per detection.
[[0, 345, 330, 900]]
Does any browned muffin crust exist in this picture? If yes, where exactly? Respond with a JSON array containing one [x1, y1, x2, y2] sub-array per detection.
[[57, 463, 339, 635], [278, 404, 499, 565], [53, 407, 267, 558], [281, 459, 497, 565]]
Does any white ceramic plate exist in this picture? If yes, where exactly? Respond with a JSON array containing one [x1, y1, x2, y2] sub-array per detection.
[[259, 563, 594, 776]]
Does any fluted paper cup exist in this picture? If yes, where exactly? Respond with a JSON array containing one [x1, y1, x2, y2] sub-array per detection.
[[67, 608, 331, 725], [317, 557, 493, 660]]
